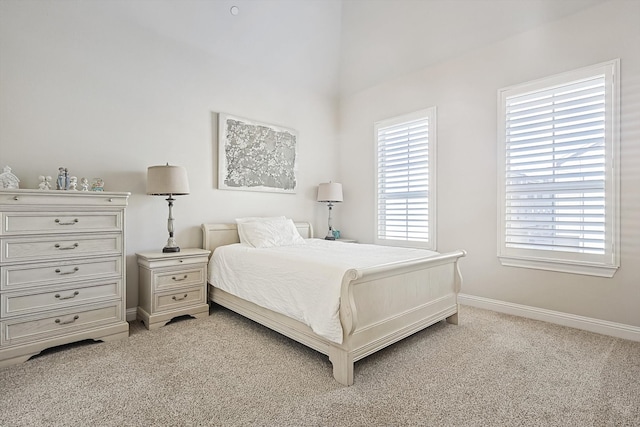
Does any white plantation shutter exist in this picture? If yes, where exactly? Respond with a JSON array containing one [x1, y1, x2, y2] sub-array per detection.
[[505, 76, 606, 253], [498, 60, 620, 277], [375, 108, 436, 249]]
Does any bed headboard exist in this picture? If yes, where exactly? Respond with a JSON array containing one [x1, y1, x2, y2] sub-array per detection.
[[201, 222, 313, 255]]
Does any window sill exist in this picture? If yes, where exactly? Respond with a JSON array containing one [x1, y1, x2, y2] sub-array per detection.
[[498, 256, 618, 278]]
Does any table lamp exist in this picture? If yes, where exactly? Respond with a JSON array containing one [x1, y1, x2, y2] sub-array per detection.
[[317, 182, 343, 240], [147, 163, 190, 252]]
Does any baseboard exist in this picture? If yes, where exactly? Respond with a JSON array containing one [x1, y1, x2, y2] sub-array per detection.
[[126, 307, 137, 322], [458, 293, 640, 342]]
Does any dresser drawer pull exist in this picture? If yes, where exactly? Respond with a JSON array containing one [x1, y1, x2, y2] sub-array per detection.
[[172, 294, 188, 301], [54, 291, 80, 300], [172, 275, 188, 282], [55, 267, 80, 275], [55, 315, 79, 325], [55, 243, 79, 250], [55, 218, 79, 226]]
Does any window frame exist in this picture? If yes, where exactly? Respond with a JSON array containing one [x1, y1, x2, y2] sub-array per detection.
[[497, 59, 620, 277], [374, 107, 437, 250]]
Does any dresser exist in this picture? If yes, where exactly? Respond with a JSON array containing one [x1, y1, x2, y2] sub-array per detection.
[[136, 249, 210, 330], [0, 189, 130, 367]]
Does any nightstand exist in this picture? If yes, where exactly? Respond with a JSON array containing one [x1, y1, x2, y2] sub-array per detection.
[[316, 238, 358, 243], [136, 248, 211, 330]]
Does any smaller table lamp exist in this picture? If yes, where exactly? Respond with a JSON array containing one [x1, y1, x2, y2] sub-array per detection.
[[147, 164, 190, 253], [317, 182, 343, 240]]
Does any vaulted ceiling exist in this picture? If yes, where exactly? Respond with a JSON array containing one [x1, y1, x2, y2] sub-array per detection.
[[81, 0, 609, 97], [338, 0, 608, 95]]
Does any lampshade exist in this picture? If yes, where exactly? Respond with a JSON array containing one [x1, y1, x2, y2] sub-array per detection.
[[317, 182, 343, 203], [147, 164, 190, 196]]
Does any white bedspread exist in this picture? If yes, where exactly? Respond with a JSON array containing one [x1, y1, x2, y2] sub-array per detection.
[[209, 239, 438, 344]]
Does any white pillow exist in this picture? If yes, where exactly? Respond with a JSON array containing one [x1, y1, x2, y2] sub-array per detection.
[[235, 216, 286, 245], [237, 218, 305, 248]]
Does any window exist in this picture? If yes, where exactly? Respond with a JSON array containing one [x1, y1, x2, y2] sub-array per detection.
[[375, 108, 436, 249], [497, 60, 620, 277]]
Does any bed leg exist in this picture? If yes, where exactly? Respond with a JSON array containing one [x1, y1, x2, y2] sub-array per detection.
[[446, 312, 459, 325], [328, 347, 354, 386]]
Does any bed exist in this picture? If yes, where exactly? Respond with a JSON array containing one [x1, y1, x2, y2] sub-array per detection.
[[202, 220, 466, 386]]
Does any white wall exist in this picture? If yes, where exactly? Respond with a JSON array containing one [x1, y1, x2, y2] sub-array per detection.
[[338, 0, 640, 328], [0, 0, 342, 310]]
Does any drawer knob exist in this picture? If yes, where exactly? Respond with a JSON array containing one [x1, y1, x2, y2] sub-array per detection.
[[55, 243, 79, 250], [55, 218, 79, 226], [172, 294, 188, 301], [13, 196, 19, 201], [55, 315, 79, 325], [55, 290, 80, 300], [172, 275, 188, 282], [55, 267, 80, 275]]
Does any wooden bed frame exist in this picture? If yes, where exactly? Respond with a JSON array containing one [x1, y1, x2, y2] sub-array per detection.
[[201, 222, 466, 386]]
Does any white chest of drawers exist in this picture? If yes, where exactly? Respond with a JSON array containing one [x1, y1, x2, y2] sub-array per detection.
[[0, 189, 130, 367]]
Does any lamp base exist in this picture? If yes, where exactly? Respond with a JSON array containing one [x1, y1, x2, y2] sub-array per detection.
[[163, 235, 180, 253], [325, 228, 336, 240]]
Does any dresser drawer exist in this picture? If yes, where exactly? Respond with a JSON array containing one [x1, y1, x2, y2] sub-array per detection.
[[153, 266, 205, 291], [1, 212, 122, 236], [1, 234, 121, 263], [1, 257, 121, 290], [0, 191, 128, 208], [1, 279, 121, 318], [154, 286, 205, 313], [1, 302, 123, 347]]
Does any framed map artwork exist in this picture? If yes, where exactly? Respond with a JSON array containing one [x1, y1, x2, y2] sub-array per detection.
[[218, 113, 298, 193]]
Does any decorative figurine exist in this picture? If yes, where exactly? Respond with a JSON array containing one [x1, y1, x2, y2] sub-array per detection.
[[68, 176, 78, 191], [38, 175, 52, 190], [0, 166, 20, 189], [56, 167, 70, 190], [91, 178, 104, 191], [80, 177, 89, 191], [56, 168, 64, 189]]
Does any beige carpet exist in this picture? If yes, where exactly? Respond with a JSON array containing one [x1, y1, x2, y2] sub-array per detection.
[[1, 305, 638, 426]]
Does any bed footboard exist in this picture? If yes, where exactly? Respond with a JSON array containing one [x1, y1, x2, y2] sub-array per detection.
[[331, 249, 466, 385]]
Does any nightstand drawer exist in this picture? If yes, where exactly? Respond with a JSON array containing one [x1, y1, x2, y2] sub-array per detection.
[[153, 267, 205, 290], [1, 302, 123, 347], [1, 257, 122, 290], [2, 280, 121, 318], [154, 286, 206, 313], [1, 234, 121, 263], [1, 212, 122, 235]]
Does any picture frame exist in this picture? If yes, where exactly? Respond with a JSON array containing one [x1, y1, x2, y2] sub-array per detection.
[[218, 113, 298, 194]]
